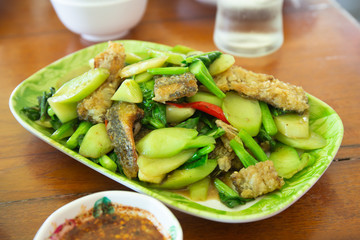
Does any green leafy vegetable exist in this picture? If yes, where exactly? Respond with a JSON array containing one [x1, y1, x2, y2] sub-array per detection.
[[190, 144, 215, 161], [237, 129, 268, 162], [39, 87, 55, 121], [147, 67, 189, 75], [229, 139, 258, 168], [175, 116, 200, 129], [202, 127, 225, 139], [269, 105, 295, 117], [93, 197, 114, 218], [184, 51, 222, 67], [257, 127, 277, 151], [21, 87, 55, 121], [50, 117, 63, 130], [98, 154, 118, 172], [171, 44, 194, 54], [138, 80, 167, 129], [50, 119, 78, 140], [108, 151, 124, 175], [178, 144, 215, 170], [214, 178, 250, 208], [259, 101, 278, 136], [66, 121, 92, 149], [189, 60, 226, 99], [21, 107, 40, 121], [179, 154, 208, 170]]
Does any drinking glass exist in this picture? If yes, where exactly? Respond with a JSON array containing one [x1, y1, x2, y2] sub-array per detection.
[[214, 0, 284, 57]]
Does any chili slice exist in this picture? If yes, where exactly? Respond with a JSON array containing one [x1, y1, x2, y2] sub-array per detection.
[[168, 101, 229, 124]]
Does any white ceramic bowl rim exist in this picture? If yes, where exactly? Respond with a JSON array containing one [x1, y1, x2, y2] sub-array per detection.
[[34, 190, 183, 240], [50, 0, 138, 7]]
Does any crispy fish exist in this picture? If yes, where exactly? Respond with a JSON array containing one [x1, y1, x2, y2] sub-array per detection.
[[215, 120, 241, 152], [209, 141, 236, 172], [106, 102, 144, 179], [214, 66, 309, 113], [77, 42, 126, 123], [208, 120, 241, 171], [230, 160, 285, 199], [152, 72, 198, 103]]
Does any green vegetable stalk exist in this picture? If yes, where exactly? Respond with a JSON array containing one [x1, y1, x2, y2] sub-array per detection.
[[259, 101, 278, 136], [50, 119, 78, 140], [21, 87, 55, 121], [171, 44, 194, 54], [270, 105, 294, 116], [21, 107, 40, 121], [189, 60, 226, 99], [179, 154, 208, 170], [179, 144, 215, 170], [237, 129, 268, 162], [147, 67, 189, 75], [184, 51, 222, 67], [229, 139, 258, 168], [98, 154, 118, 172], [257, 127, 277, 151], [203, 127, 225, 139], [138, 80, 167, 129], [39, 87, 55, 121], [190, 144, 215, 161], [66, 121, 92, 149], [175, 116, 200, 129], [214, 178, 249, 208]]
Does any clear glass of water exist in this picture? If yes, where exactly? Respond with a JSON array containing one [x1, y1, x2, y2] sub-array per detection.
[[213, 0, 284, 58]]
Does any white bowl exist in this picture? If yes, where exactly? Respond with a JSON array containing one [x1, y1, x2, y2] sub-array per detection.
[[34, 191, 182, 240], [50, 0, 148, 42]]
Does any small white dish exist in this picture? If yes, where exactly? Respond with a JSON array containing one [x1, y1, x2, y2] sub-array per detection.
[[34, 191, 182, 240], [50, 0, 148, 42]]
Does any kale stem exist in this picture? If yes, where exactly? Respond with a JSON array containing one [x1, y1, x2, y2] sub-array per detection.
[[229, 139, 258, 168]]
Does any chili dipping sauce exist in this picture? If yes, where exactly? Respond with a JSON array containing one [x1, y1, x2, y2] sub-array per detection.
[[50, 200, 169, 240]]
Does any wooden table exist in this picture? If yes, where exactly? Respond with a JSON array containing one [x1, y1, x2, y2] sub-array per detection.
[[1, 0, 359, 239]]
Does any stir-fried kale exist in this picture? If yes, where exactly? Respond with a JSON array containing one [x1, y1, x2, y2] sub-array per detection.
[[108, 151, 124, 175], [257, 127, 277, 151], [50, 119, 78, 140], [21, 87, 55, 121], [178, 144, 215, 170], [175, 116, 200, 129], [269, 105, 295, 117], [183, 51, 222, 67], [197, 114, 225, 138], [21, 106, 41, 121], [214, 178, 250, 208], [179, 154, 208, 170], [138, 80, 167, 129], [175, 112, 225, 138]]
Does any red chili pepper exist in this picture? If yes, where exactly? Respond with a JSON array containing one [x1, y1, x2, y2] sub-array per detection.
[[52, 219, 76, 235], [168, 101, 229, 124]]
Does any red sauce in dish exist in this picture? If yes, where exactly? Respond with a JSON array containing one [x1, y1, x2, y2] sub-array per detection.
[[51, 204, 168, 240]]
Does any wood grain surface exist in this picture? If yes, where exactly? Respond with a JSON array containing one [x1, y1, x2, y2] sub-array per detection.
[[1, 0, 359, 239]]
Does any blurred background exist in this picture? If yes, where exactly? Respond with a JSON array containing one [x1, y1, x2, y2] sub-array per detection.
[[336, 0, 360, 22]]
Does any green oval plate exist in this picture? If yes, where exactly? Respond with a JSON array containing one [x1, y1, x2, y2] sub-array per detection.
[[9, 40, 344, 223]]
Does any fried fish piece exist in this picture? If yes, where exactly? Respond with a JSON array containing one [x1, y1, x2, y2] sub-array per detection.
[[208, 120, 241, 171], [77, 42, 126, 123], [152, 72, 198, 103], [230, 160, 285, 199], [209, 141, 236, 172], [106, 102, 144, 179], [214, 66, 309, 113], [215, 120, 241, 152]]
